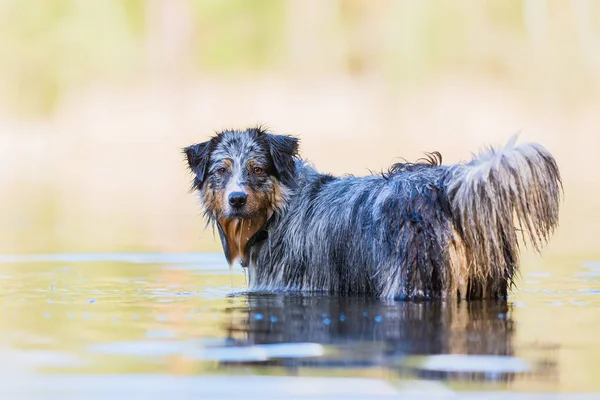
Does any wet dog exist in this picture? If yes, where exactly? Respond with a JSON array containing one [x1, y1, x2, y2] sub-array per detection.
[[184, 127, 561, 300]]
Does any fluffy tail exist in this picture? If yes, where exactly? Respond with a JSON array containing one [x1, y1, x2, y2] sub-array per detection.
[[445, 136, 562, 299]]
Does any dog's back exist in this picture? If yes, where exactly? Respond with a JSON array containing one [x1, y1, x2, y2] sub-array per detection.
[[248, 137, 561, 300]]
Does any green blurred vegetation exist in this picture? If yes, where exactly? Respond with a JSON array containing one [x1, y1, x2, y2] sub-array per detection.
[[0, 0, 284, 115], [0, 0, 143, 114], [2, 0, 599, 116]]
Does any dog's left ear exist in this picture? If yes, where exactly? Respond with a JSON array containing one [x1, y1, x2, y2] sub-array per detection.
[[184, 140, 212, 188], [266, 134, 299, 184]]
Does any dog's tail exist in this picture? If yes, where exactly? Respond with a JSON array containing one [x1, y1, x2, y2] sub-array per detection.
[[445, 135, 562, 298]]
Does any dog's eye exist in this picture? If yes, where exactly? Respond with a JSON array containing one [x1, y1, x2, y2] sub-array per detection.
[[217, 167, 227, 175], [253, 167, 264, 175]]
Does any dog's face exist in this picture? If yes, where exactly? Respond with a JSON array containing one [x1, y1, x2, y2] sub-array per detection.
[[184, 128, 298, 263]]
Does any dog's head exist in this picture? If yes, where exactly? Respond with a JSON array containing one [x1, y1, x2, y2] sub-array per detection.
[[184, 127, 299, 263]]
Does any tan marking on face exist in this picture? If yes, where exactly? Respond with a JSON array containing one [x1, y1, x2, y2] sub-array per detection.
[[269, 177, 288, 211], [243, 186, 269, 216], [218, 213, 269, 265], [203, 186, 223, 216]]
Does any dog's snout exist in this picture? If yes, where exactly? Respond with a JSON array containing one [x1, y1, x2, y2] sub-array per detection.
[[228, 192, 247, 209]]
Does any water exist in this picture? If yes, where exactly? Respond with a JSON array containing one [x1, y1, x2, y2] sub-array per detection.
[[0, 252, 599, 399]]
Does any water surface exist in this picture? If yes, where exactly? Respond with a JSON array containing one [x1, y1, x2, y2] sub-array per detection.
[[0, 252, 599, 398]]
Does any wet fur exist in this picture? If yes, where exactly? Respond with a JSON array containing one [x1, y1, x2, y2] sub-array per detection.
[[185, 128, 562, 300]]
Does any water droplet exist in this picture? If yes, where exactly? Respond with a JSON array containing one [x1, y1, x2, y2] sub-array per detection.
[[363, 312, 368, 317], [88, 298, 96, 304], [44, 312, 51, 318], [339, 315, 346, 322], [270, 316, 278, 323], [323, 318, 331, 325], [254, 314, 264, 320], [374, 316, 383, 323]]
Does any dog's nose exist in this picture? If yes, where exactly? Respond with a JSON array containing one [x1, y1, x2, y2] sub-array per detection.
[[228, 192, 247, 209]]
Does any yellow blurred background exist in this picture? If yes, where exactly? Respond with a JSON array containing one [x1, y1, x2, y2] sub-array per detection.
[[1, 0, 598, 255]]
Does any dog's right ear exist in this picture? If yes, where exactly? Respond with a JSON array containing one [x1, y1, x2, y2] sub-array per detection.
[[184, 141, 212, 188]]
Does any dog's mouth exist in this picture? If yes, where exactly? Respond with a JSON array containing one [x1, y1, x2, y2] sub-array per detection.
[[225, 209, 251, 219], [218, 212, 270, 266]]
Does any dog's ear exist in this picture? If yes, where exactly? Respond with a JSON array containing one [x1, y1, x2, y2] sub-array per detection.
[[266, 134, 299, 184], [184, 141, 212, 188]]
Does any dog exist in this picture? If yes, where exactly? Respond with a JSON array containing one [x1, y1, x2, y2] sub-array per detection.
[[184, 127, 561, 300]]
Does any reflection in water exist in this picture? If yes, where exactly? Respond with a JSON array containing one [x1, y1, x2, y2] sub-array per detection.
[[5, 255, 598, 395], [220, 294, 548, 381]]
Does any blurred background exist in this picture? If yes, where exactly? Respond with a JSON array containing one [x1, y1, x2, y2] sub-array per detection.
[[1, 0, 598, 256]]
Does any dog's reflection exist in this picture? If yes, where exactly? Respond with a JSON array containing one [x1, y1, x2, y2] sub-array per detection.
[[220, 294, 536, 380]]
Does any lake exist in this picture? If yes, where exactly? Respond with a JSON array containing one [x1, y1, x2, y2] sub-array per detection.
[[0, 252, 599, 399]]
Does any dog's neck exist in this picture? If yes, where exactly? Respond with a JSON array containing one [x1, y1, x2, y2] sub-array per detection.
[[218, 214, 269, 266]]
